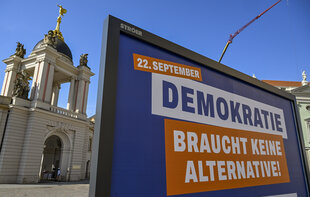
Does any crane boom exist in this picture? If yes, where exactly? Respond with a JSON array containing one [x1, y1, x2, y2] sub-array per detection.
[[219, 0, 282, 63]]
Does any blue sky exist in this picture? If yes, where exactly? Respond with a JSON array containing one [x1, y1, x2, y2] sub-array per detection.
[[0, 0, 309, 117]]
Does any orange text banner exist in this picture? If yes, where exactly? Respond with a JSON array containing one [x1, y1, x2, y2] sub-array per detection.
[[165, 119, 290, 196], [133, 53, 202, 81]]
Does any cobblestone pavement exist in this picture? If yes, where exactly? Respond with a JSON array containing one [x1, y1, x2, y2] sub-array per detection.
[[0, 181, 89, 197]]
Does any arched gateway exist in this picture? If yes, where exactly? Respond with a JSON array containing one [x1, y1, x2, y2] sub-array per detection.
[[40, 135, 62, 181], [39, 132, 72, 182]]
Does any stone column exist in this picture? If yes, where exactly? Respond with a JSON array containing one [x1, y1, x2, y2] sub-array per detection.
[[31, 57, 55, 103], [43, 64, 54, 104], [51, 82, 61, 106], [75, 65, 94, 114], [67, 77, 76, 111], [1, 56, 22, 97], [82, 81, 90, 114], [74, 79, 85, 113], [1, 72, 9, 96], [30, 60, 42, 100]]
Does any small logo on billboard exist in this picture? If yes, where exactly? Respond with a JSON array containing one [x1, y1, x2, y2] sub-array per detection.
[[120, 23, 142, 36]]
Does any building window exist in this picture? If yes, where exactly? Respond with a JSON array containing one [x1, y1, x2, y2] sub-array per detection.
[[306, 105, 310, 112]]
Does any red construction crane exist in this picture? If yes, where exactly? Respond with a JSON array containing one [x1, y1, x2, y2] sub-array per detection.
[[218, 0, 282, 63]]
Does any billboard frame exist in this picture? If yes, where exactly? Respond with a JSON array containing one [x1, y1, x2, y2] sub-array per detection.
[[89, 15, 310, 197]]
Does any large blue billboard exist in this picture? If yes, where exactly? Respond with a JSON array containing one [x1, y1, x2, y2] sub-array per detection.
[[90, 16, 309, 197]]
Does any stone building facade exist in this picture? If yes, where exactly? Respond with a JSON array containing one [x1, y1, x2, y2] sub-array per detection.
[[0, 8, 94, 183], [263, 72, 310, 169]]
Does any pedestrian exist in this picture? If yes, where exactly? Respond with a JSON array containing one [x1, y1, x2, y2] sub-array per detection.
[[57, 168, 61, 181], [52, 168, 56, 179]]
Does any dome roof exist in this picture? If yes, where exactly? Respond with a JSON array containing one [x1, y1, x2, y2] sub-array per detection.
[[33, 39, 73, 60]]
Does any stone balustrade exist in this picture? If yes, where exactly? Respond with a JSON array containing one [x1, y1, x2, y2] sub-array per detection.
[[50, 105, 78, 118]]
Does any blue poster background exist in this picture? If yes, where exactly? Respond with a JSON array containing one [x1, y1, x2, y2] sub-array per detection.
[[109, 33, 309, 196]]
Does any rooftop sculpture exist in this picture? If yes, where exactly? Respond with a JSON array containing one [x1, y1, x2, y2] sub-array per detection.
[[14, 42, 26, 58], [12, 70, 31, 99], [80, 54, 89, 68], [53, 5, 67, 41]]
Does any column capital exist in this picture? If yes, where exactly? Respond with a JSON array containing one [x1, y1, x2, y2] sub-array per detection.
[[53, 81, 61, 89], [11, 55, 23, 62], [77, 76, 90, 82], [35, 57, 44, 63], [4, 67, 18, 72], [36, 56, 56, 65], [69, 76, 78, 81]]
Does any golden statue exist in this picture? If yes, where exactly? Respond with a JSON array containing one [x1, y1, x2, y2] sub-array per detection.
[[58, 5, 67, 16], [53, 5, 67, 41]]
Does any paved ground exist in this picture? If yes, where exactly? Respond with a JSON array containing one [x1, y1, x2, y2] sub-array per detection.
[[0, 181, 89, 197]]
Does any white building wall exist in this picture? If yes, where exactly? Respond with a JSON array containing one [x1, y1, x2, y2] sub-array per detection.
[[80, 123, 89, 179], [17, 111, 49, 183], [0, 107, 28, 183], [0, 98, 10, 146], [15, 107, 89, 183], [68, 122, 88, 181]]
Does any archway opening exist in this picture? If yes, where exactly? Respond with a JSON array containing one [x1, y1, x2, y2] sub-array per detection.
[[40, 135, 62, 181]]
